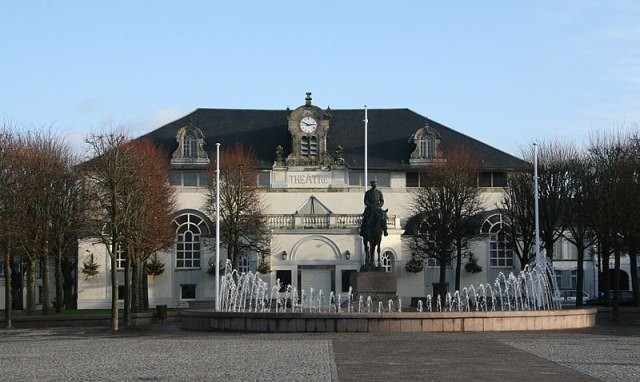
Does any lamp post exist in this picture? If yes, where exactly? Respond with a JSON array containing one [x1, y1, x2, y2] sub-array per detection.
[[215, 143, 221, 311], [534, 143, 542, 267]]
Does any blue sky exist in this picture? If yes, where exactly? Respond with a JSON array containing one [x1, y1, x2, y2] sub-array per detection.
[[2, 1, 639, 157]]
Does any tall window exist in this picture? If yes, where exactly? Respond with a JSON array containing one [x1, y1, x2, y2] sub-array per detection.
[[0, 262, 4, 278], [381, 251, 393, 273], [238, 254, 249, 274], [555, 269, 563, 289], [183, 133, 197, 158], [174, 213, 209, 269], [481, 214, 513, 268], [418, 135, 435, 159], [116, 245, 127, 270]]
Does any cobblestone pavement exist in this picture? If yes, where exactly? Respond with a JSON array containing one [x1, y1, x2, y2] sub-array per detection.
[[0, 321, 638, 381]]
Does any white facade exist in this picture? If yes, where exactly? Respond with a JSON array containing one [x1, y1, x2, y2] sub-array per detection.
[[70, 97, 630, 310], [76, 172, 570, 309]]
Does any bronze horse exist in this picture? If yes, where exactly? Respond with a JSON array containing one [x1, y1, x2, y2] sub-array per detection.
[[362, 207, 388, 267]]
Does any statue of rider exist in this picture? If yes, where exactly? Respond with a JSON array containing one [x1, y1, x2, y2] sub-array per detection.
[[360, 180, 388, 237]]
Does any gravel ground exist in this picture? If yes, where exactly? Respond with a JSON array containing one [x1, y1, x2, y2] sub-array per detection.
[[1, 321, 639, 382]]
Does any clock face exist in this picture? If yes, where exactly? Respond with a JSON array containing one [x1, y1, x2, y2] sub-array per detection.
[[300, 116, 317, 133]]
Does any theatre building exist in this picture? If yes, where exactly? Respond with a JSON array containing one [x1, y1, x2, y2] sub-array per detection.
[[77, 93, 534, 309]]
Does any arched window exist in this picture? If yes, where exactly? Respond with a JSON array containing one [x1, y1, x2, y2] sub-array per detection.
[[238, 254, 249, 274], [173, 213, 209, 269], [381, 251, 394, 273], [480, 214, 513, 268], [418, 135, 435, 159], [183, 133, 197, 158], [409, 124, 441, 164]]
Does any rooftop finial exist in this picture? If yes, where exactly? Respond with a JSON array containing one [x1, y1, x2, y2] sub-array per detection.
[[305, 92, 312, 106]]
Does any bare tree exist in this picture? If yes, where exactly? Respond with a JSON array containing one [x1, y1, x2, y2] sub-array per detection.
[[120, 139, 175, 315], [49, 166, 84, 312], [522, 141, 576, 261], [84, 131, 132, 331], [7, 131, 74, 315], [447, 148, 483, 291], [563, 152, 596, 305], [407, 147, 483, 300], [205, 143, 271, 271], [616, 131, 640, 307], [0, 126, 18, 327], [499, 171, 537, 271], [587, 130, 628, 316]]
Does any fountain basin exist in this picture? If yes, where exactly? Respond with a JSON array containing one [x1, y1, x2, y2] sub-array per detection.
[[181, 308, 596, 333]]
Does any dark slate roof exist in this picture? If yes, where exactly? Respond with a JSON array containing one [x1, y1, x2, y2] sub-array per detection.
[[138, 107, 527, 171]]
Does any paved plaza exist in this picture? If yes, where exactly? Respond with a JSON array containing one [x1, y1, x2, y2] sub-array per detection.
[[1, 320, 639, 381]]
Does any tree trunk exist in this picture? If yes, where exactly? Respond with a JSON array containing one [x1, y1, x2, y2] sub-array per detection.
[[143, 268, 149, 311], [41, 242, 50, 315], [630, 252, 639, 307], [55, 252, 64, 312], [62, 257, 75, 309], [131, 261, 139, 313], [123, 249, 131, 327], [26, 257, 36, 315], [439, 262, 447, 306], [4, 247, 11, 329], [612, 247, 621, 320], [601, 250, 610, 305], [454, 242, 462, 292], [575, 244, 585, 306], [110, 241, 119, 331]]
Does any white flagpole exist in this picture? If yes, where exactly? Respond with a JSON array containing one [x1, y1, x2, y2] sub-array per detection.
[[215, 142, 221, 310], [364, 106, 368, 188], [363, 106, 368, 267], [534, 143, 542, 267]]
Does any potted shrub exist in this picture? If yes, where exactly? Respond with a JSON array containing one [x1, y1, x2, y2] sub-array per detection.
[[257, 260, 271, 274], [405, 256, 424, 273], [81, 252, 100, 280], [464, 253, 482, 274], [146, 253, 165, 277]]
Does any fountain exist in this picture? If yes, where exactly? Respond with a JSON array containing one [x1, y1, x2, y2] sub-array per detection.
[[182, 259, 597, 332]]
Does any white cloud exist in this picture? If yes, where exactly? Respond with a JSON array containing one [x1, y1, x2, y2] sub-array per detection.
[[75, 97, 100, 113], [131, 106, 188, 137]]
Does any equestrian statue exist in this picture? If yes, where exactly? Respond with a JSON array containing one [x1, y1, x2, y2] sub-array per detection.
[[360, 180, 388, 268]]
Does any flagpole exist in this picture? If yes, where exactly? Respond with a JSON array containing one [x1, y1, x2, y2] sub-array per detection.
[[364, 106, 368, 187], [215, 142, 221, 310], [363, 106, 368, 267], [534, 143, 542, 267]]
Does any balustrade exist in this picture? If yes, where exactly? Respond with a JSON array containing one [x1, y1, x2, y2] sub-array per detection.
[[267, 214, 397, 230]]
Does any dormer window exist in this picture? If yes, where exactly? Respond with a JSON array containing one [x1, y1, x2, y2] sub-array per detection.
[[171, 123, 209, 165], [409, 122, 442, 165], [418, 135, 436, 159], [184, 133, 197, 158]]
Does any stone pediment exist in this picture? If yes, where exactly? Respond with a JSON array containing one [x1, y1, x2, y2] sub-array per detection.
[[296, 196, 332, 215]]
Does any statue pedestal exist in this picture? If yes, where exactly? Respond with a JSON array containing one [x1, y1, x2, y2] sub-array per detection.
[[350, 271, 397, 307]]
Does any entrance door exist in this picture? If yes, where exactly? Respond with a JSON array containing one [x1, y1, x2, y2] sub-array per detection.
[[301, 269, 331, 300]]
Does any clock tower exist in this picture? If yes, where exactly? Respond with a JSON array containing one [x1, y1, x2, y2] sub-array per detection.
[[286, 92, 332, 167], [271, 93, 346, 189]]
